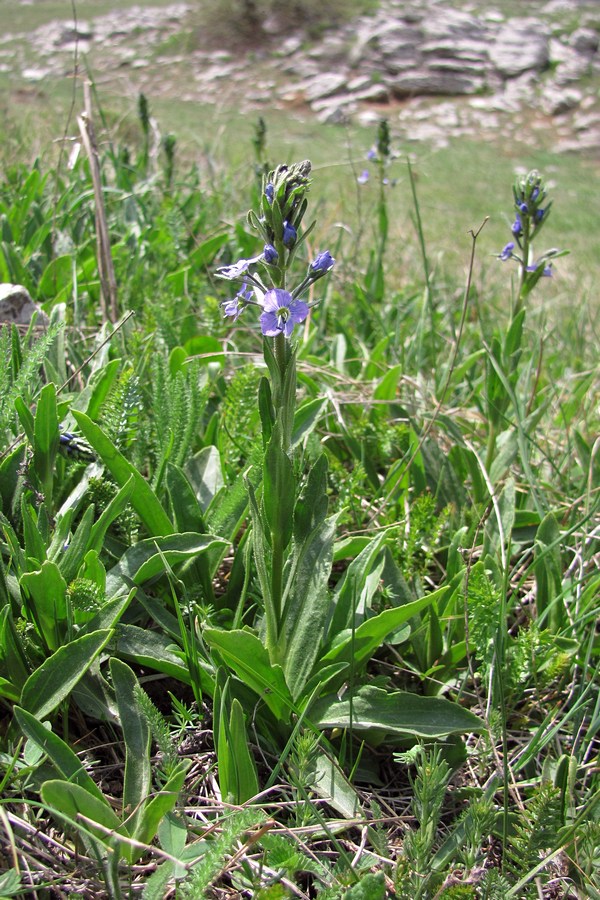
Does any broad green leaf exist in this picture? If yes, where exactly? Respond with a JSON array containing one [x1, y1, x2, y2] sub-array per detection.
[[306, 752, 360, 819], [33, 381, 59, 500], [345, 873, 386, 900], [0, 603, 30, 700], [534, 512, 564, 631], [165, 464, 208, 533], [71, 410, 173, 537], [320, 586, 448, 685], [135, 762, 190, 851], [203, 628, 293, 723], [283, 515, 337, 701], [263, 432, 294, 552], [41, 779, 122, 847], [20, 629, 112, 719], [13, 706, 105, 802], [311, 684, 483, 740], [292, 397, 327, 447], [20, 560, 68, 652], [327, 530, 389, 638], [58, 504, 95, 584], [228, 698, 259, 803], [113, 624, 216, 694], [110, 659, 151, 831], [484, 477, 516, 559], [104, 532, 227, 600], [184, 446, 224, 513]]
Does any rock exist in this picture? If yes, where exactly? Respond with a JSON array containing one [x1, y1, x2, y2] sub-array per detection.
[[300, 72, 349, 102], [489, 19, 551, 77], [389, 68, 485, 97], [0, 285, 49, 327], [540, 84, 583, 115], [569, 27, 599, 55]]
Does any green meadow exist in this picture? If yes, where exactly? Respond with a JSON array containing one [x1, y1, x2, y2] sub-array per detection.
[[0, 2, 598, 897]]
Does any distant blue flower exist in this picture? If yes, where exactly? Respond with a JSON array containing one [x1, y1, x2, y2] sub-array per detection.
[[500, 242, 514, 260], [511, 216, 522, 236], [263, 243, 278, 264], [216, 258, 253, 280], [222, 285, 254, 321], [367, 148, 377, 161], [535, 208, 545, 222], [526, 263, 552, 276], [519, 202, 528, 214], [357, 169, 370, 184], [311, 251, 335, 274], [531, 186, 540, 201], [260, 288, 308, 338], [265, 182, 274, 203], [282, 220, 297, 248]]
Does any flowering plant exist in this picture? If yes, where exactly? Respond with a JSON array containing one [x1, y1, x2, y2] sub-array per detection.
[[496, 169, 567, 317], [213, 161, 337, 673]]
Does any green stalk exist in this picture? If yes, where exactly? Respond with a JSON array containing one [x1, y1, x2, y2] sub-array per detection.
[[514, 219, 530, 320]]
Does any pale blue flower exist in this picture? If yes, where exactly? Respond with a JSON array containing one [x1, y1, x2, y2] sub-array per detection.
[[260, 288, 308, 338], [216, 258, 252, 280], [500, 242, 514, 260], [222, 285, 254, 321], [357, 169, 370, 184]]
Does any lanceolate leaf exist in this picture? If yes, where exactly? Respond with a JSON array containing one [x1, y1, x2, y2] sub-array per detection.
[[311, 684, 483, 740], [14, 707, 105, 802], [203, 627, 293, 723], [110, 659, 151, 831], [104, 532, 227, 600], [71, 410, 173, 537], [319, 586, 449, 687], [20, 630, 112, 720], [283, 514, 337, 701]]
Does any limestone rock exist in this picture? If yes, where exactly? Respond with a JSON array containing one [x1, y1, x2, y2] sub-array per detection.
[[0, 285, 49, 327], [489, 19, 551, 77]]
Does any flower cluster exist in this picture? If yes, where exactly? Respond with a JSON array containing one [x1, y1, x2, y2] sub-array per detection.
[[357, 118, 396, 187], [497, 169, 555, 278], [215, 161, 335, 338]]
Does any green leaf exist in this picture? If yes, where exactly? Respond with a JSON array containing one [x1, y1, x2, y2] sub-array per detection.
[[135, 762, 189, 851], [327, 531, 389, 638], [263, 423, 294, 551], [534, 512, 564, 630], [306, 752, 360, 819], [311, 684, 483, 740], [33, 381, 59, 500], [345, 873, 386, 900], [320, 586, 448, 686], [113, 623, 215, 694], [184, 446, 224, 513], [291, 397, 327, 447], [88, 476, 135, 554], [13, 706, 105, 802], [283, 515, 337, 701], [58, 504, 95, 584], [203, 627, 293, 723], [20, 560, 68, 652], [110, 659, 151, 832], [229, 698, 259, 803], [104, 532, 227, 600], [20, 629, 112, 719], [71, 410, 173, 537], [0, 607, 30, 694], [41, 779, 122, 847]]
